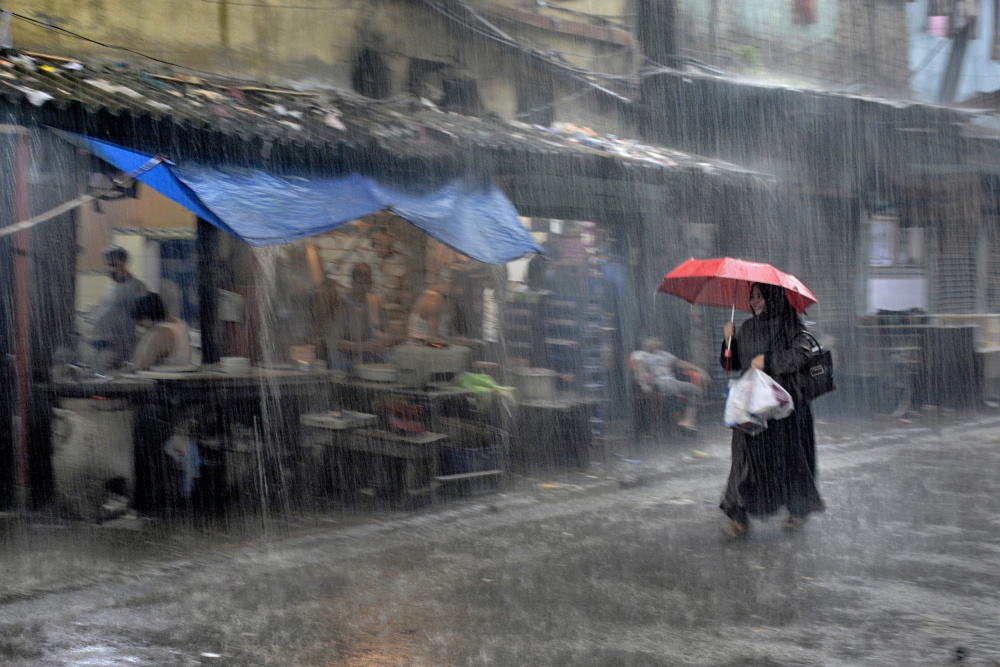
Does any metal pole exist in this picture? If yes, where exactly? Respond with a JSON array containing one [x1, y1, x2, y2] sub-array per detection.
[[13, 128, 30, 510]]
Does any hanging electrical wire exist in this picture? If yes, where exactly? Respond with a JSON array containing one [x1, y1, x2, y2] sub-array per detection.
[[514, 85, 594, 119], [3, 9, 261, 82], [419, 0, 635, 104], [196, 0, 359, 9], [644, 56, 732, 78]]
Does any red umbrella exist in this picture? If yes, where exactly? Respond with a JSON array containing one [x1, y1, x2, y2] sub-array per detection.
[[657, 257, 817, 314], [658, 258, 818, 371]]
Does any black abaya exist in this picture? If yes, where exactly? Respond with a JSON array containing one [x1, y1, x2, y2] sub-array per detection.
[[719, 286, 825, 523]]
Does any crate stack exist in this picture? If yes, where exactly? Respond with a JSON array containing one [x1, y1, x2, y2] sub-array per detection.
[[541, 297, 582, 379], [503, 292, 544, 367], [580, 278, 612, 437]]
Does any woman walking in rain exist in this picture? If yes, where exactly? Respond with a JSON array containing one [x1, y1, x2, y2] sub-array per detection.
[[720, 283, 825, 539]]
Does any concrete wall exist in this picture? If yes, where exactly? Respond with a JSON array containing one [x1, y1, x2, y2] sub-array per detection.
[[76, 184, 196, 272], [674, 0, 909, 96], [676, 0, 837, 70], [12, 0, 362, 85], [74, 181, 197, 326], [731, 0, 840, 52], [839, 0, 911, 97]]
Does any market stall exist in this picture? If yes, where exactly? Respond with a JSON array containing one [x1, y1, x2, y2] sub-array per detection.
[[40, 367, 340, 515], [36, 133, 538, 513]]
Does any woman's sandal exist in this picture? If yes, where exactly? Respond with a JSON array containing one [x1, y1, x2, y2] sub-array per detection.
[[782, 516, 808, 532], [722, 520, 748, 540]]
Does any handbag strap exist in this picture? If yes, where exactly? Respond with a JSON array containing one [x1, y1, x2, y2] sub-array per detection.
[[800, 330, 823, 354]]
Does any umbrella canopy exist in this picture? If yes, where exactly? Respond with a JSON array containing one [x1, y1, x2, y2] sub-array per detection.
[[658, 257, 818, 314]]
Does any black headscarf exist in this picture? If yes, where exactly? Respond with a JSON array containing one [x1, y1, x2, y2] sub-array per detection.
[[722, 282, 806, 381], [726, 283, 805, 373], [751, 282, 799, 324]]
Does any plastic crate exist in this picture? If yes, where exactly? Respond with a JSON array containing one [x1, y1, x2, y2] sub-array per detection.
[[440, 444, 501, 475], [436, 417, 505, 475], [436, 417, 500, 448]]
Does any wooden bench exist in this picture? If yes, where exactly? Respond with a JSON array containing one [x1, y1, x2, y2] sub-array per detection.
[[305, 426, 449, 502], [298, 411, 377, 498]]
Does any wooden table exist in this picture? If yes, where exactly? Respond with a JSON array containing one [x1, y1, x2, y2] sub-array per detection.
[[301, 424, 449, 504], [40, 368, 343, 511], [334, 379, 474, 431], [42, 368, 341, 409], [37, 377, 158, 400], [134, 367, 341, 402], [153, 368, 342, 506], [299, 411, 378, 498], [334, 378, 473, 402], [511, 395, 601, 470]]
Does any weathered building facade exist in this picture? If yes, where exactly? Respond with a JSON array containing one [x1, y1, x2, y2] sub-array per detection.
[[7, 0, 638, 133], [671, 0, 911, 97]]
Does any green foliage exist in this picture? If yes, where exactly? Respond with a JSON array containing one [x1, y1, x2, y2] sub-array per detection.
[[736, 45, 762, 71]]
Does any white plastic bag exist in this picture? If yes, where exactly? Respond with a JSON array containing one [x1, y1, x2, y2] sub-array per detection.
[[724, 369, 795, 434]]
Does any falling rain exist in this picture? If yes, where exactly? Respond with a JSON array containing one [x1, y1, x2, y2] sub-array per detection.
[[1, 0, 999, 664]]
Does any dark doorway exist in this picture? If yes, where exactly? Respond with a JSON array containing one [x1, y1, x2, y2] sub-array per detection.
[[351, 48, 392, 100]]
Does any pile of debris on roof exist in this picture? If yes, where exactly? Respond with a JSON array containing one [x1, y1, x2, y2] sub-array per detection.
[[0, 50, 759, 179]]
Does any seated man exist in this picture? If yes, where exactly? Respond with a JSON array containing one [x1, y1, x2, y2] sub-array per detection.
[[340, 263, 392, 362], [629, 337, 709, 432], [130, 293, 192, 371], [129, 292, 192, 513]]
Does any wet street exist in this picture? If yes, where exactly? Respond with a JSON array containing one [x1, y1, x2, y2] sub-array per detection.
[[2, 412, 1000, 666]]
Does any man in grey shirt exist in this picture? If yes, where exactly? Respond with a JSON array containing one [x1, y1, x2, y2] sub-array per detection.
[[629, 337, 709, 432], [90, 246, 147, 373]]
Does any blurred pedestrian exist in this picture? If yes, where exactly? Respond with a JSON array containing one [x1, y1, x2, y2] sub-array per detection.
[[408, 275, 451, 343], [719, 283, 825, 539]]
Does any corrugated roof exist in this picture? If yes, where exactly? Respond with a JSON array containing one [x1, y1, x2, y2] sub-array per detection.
[[640, 66, 995, 131], [0, 51, 767, 185]]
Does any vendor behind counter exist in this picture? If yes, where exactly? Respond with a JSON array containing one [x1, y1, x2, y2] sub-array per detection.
[[407, 261, 494, 354], [335, 262, 396, 366], [89, 245, 148, 373], [262, 235, 498, 371]]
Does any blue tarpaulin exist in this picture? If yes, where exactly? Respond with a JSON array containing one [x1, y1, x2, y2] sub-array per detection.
[[59, 131, 541, 264]]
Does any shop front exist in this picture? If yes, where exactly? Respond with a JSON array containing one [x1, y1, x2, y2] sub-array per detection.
[[2, 56, 769, 514]]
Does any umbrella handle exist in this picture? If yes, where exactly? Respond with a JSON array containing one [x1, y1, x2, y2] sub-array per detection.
[[724, 303, 735, 373]]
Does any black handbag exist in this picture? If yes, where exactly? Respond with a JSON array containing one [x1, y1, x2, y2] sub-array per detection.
[[795, 331, 835, 402]]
